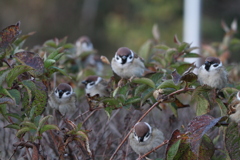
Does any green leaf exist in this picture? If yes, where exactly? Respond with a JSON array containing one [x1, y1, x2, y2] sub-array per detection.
[[0, 69, 11, 86], [167, 139, 182, 160], [5, 113, 23, 121], [194, 95, 210, 116], [20, 121, 37, 130], [183, 53, 201, 58], [44, 59, 56, 68], [113, 84, 129, 98], [138, 40, 152, 61], [102, 98, 121, 106], [47, 66, 72, 79], [221, 87, 238, 100], [4, 123, 20, 130], [53, 52, 65, 61], [7, 89, 21, 105], [76, 131, 88, 139], [141, 88, 154, 106], [134, 84, 148, 97], [225, 122, 240, 159], [38, 115, 53, 128], [131, 77, 155, 88], [177, 42, 189, 52], [44, 39, 57, 48], [165, 48, 176, 64], [157, 80, 179, 90], [6, 65, 33, 87], [125, 97, 141, 105], [22, 80, 47, 116], [39, 124, 59, 135], [0, 104, 8, 120], [215, 98, 228, 116], [47, 47, 63, 59], [16, 127, 33, 138], [155, 44, 169, 50], [0, 86, 11, 97]]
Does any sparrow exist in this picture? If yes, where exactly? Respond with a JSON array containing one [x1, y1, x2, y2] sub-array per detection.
[[198, 57, 228, 90], [129, 122, 165, 159], [48, 83, 77, 116], [75, 36, 93, 56], [82, 75, 110, 97], [111, 47, 145, 79], [229, 91, 240, 123]]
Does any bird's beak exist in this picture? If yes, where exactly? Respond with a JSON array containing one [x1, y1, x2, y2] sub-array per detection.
[[204, 61, 210, 67], [82, 81, 87, 85], [138, 136, 144, 143], [59, 90, 63, 98], [121, 56, 127, 60]]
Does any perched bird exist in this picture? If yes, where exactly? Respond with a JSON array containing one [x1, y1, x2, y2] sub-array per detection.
[[129, 122, 165, 159], [198, 57, 228, 89], [75, 36, 93, 56], [230, 91, 240, 123], [48, 83, 77, 115], [82, 75, 110, 97], [111, 47, 145, 79]]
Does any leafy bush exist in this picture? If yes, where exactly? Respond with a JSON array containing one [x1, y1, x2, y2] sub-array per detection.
[[0, 20, 240, 160]]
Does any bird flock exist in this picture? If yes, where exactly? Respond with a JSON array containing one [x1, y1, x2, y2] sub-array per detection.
[[47, 35, 238, 159]]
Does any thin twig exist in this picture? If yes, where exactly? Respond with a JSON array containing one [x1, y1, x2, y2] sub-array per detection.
[[82, 110, 97, 125], [74, 110, 90, 121], [139, 140, 169, 160]]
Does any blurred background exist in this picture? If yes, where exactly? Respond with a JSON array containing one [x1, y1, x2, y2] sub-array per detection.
[[0, 0, 240, 59]]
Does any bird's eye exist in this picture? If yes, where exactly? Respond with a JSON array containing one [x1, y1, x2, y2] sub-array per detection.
[[116, 57, 119, 60], [66, 91, 70, 95], [145, 132, 149, 138], [134, 132, 137, 136], [129, 56, 132, 59], [213, 64, 218, 67], [55, 90, 58, 93]]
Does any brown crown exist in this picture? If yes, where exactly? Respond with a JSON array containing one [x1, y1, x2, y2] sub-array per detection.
[[84, 75, 99, 83], [116, 47, 132, 56], [205, 57, 220, 64], [57, 83, 72, 91], [134, 122, 150, 137]]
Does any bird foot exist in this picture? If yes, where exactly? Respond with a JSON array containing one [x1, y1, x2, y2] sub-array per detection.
[[117, 78, 126, 87]]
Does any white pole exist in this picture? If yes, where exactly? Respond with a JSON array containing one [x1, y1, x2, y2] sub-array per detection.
[[183, 0, 201, 66]]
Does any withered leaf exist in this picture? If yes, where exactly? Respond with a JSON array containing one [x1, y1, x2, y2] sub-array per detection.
[[180, 64, 197, 83], [186, 114, 227, 155], [0, 21, 21, 48], [171, 69, 181, 85], [14, 51, 44, 77]]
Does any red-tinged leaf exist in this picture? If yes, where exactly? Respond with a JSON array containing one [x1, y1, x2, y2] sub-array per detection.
[[225, 122, 240, 159], [31, 143, 39, 160], [0, 21, 21, 48], [166, 129, 183, 155], [174, 35, 181, 45], [186, 114, 227, 155], [14, 51, 44, 77]]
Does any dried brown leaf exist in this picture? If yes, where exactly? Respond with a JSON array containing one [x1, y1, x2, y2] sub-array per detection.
[[186, 114, 227, 155]]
